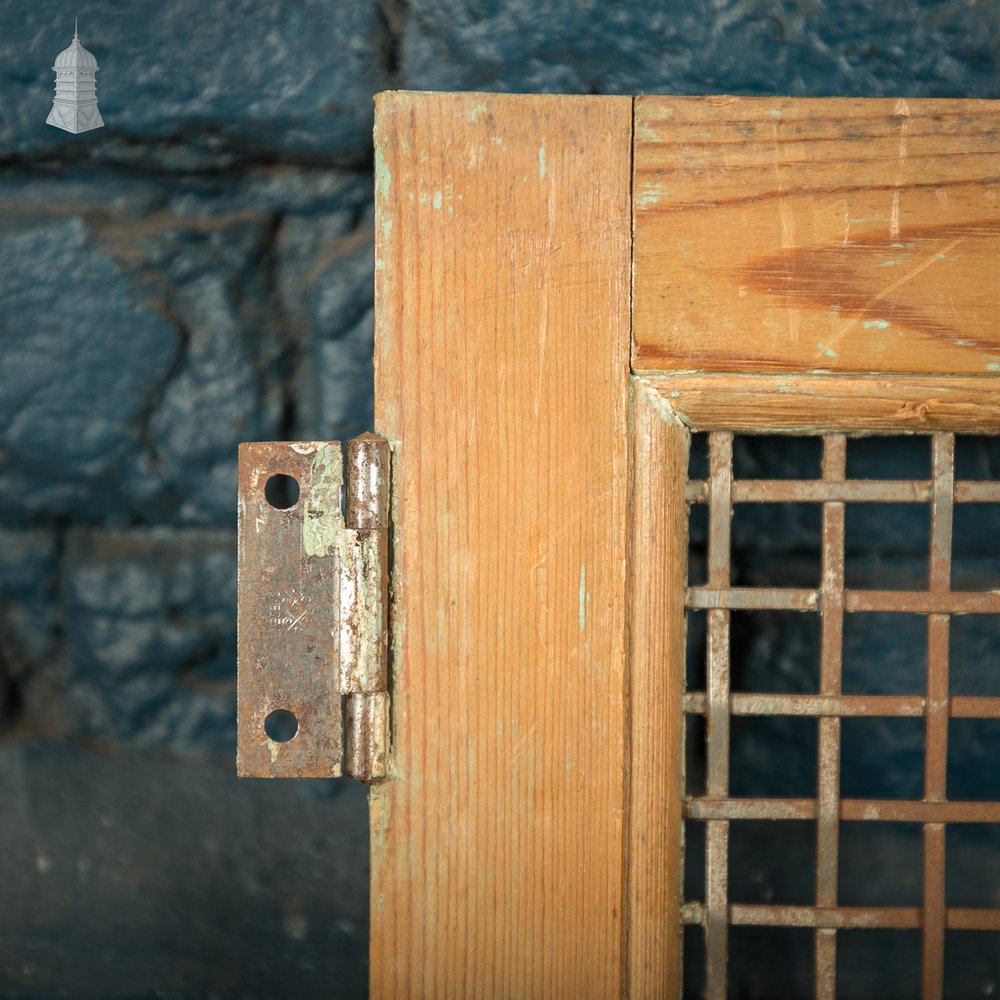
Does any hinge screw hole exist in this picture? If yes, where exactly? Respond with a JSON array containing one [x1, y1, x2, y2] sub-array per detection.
[[264, 709, 298, 743], [264, 474, 300, 510]]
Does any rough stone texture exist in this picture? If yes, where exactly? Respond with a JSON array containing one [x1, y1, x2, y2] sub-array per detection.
[[401, 0, 1000, 98], [63, 529, 237, 754], [2, 0, 1000, 995], [0, 212, 180, 524], [2, 1, 386, 165], [276, 205, 377, 444]]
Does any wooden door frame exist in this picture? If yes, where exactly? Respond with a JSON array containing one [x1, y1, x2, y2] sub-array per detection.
[[373, 92, 634, 998], [372, 91, 1000, 998]]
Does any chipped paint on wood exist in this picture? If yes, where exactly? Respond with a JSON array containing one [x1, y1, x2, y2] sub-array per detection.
[[637, 382, 691, 431]]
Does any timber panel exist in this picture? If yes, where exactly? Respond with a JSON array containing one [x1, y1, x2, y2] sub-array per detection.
[[633, 96, 1000, 374]]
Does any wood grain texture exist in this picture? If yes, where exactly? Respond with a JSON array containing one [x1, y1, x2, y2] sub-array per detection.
[[633, 96, 1000, 374], [626, 386, 689, 998], [372, 92, 632, 998], [642, 373, 1000, 433]]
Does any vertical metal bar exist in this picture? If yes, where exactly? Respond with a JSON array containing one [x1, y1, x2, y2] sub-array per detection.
[[816, 434, 846, 1000], [923, 433, 954, 1000], [706, 431, 733, 1000], [706, 610, 731, 802], [706, 820, 730, 999], [923, 822, 947, 997], [707, 432, 733, 589], [925, 616, 951, 800]]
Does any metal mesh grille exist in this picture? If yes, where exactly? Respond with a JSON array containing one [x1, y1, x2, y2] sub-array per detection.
[[682, 431, 1000, 999]]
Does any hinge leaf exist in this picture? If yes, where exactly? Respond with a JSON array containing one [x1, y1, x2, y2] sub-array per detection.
[[237, 436, 391, 782]]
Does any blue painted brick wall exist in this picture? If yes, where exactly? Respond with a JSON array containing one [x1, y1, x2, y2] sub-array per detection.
[[2, 1, 1000, 996]]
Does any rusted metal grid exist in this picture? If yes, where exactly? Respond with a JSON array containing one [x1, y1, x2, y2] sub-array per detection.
[[683, 431, 1000, 1000]]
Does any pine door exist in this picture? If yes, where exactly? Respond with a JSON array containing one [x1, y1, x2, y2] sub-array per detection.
[[372, 92, 1000, 999]]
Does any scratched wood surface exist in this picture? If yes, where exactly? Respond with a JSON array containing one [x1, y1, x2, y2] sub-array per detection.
[[645, 373, 1000, 433], [626, 387, 689, 998], [633, 96, 1000, 374], [371, 92, 632, 998]]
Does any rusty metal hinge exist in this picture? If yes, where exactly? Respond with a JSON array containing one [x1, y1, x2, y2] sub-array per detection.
[[236, 434, 390, 782]]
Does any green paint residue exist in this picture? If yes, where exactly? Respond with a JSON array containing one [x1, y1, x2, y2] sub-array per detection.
[[538, 145, 546, 180], [432, 190, 442, 210], [862, 319, 891, 330], [640, 385, 689, 429], [468, 100, 488, 123], [374, 145, 391, 202], [374, 141, 393, 273], [988, 362, 1000, 372], [636, 183, 663, 209], [578, 564, 587, 633], [303, 445, 344, 557]]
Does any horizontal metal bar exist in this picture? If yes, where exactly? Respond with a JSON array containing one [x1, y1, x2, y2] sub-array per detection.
[[683, 692, 926, 717], [686, 480, 933, 504], [686, 798, 816, 821], [687, 587, 818, 611], [841, 799, 1000, 823], [956, 481, 1000, 502], [736, 905, 918, 930], [950, 909, 1000, 931], [952, 696, 1000, 718], [683, 692, 1000, 719], [685, 798, 1000, 823], [686, 479, 1000, 505], [689, 588, 1000, 614], [681, 904, 1000, 931], [845, 591, 1000, 614]]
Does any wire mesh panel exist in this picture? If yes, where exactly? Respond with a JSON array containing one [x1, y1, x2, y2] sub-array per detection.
[[682, 431, 1000, 1000]]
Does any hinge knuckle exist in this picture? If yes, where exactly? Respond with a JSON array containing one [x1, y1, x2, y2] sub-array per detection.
[[340, 433, 391, 783], [345, 691, 390, 781], [346, 432, 389, 531]]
